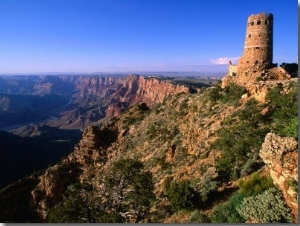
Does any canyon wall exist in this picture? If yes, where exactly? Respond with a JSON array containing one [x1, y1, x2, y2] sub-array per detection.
[[105, 75, 190, 118], [52, 74, 190, 128], [0, 74, 191, 130]]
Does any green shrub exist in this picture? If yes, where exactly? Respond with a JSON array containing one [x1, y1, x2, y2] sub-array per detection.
[[191, 105, 198, 112], [150, 205, 172, 223], [207, 86, 222, 102], [47, 183, 103, 223], [153, 103, 162, 114], [198, 178, 218, 202], [174, 147, 188, 164], [48, 159, 155, 223], [147, 124, 157, 139], [238, 172, 273, 197], [189, 178, 201, 188], [220, 115, 237, 126], [210, 192, 245, 223], [221, 83, 247, 106], [163, 176, 173, 192], [235, 98, 266, 126], [179, 99, 189, 111], [236, 187, 293, 223], [138, 102, 150, 111], [187, 210, 209, 223], [281, 117, 298, 138], [212, 96, 283, 181], [240, 154, 263, 177], [213, 118, 269, 181], [166, 180, 198, 212], [215, 153, 236, 181], [288, 179, 298, 193], [153, 157, 170, 170], [256, 76, 264, 82], [265, 83, 298, 137]]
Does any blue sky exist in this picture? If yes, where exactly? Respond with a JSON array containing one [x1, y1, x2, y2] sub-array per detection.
[[0, 0, 297, 74]]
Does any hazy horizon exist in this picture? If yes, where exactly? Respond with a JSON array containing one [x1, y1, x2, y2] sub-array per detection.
[[0, 70, 226, 78], [0, 65, 228, 76]]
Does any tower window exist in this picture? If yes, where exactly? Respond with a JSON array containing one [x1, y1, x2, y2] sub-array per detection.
[[248, 34, 251, 38], [265, 20, 268, 24], [257, 20, 261, 25], [256, 47, 260, 49], [250, 22, 254, 26]]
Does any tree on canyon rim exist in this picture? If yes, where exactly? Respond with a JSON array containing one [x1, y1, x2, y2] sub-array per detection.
[[47, 158, 155, 223]]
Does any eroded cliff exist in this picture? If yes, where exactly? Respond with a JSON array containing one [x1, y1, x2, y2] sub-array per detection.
[[44, 74, 190, 129], [105, 75, 190, 118]]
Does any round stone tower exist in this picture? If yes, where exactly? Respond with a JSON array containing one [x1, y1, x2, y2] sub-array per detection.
[[237, 13, 274, 77]]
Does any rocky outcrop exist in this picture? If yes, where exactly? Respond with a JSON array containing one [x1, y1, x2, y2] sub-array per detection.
[[243, 78, 297, 102], [30, 163, 80, 220], [71, 125, 118, 165], [222, 60, 293, 90], [259, 133, 298, 223], [30, 124, 119, 221]]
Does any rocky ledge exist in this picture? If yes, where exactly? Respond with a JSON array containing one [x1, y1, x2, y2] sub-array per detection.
[[259, 133, 298, 223]]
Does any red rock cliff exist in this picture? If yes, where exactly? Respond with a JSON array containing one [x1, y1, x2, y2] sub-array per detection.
[[106, 75, 189, 118]]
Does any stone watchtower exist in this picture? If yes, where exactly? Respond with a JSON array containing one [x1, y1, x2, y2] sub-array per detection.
[[237, 13, 274, 77], [222, 13, 280, 87]]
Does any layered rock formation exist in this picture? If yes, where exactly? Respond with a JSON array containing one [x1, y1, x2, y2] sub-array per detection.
[[259, 133, 298, 223], [0, 74, 191, 130], [105, 75, 189, 118], [73, 76, 123, 96]]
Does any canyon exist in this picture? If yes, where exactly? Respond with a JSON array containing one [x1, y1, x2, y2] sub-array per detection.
[[0, 73, 297, 223], [0, 74, 212, 190], [0, 74, 208, 131]]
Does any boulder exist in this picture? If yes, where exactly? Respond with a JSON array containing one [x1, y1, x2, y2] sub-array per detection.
[[259, 133, 298, 223]]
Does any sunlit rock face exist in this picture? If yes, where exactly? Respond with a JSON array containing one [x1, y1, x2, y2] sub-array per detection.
[[259, 133, 298, 223], [105, 75, 189, 118]]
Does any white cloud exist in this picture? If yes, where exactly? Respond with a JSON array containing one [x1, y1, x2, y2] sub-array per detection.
[[210, 57, 240, 65]]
